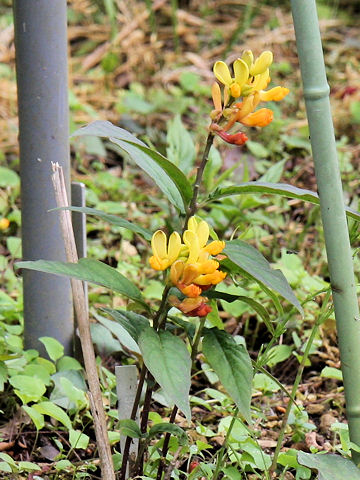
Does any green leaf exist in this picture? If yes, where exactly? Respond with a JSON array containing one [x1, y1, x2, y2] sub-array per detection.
[[320, 366, 343, 381], [102, 308, 149, 344], [259, 159, 286, 183], [22, 405, 45, 430], [138, 327, 191, 420], [297, 452, 360, 480], [55, 459, 73, 471], [90, 323, 123, 355], [60, 377, 88, 410], [119, 419, 142, 438], [72, 121, 193, 212], [0, 462, 12, 473], [266, 345, 292, 367], [148, 423, 188, 444], [16, 257, 146, 306], [0, 453, 15, 466], [69, 429, 90, 450], [39, 337, 64, 362], [202, 329, 253, 423], [223, 239, 303, 316], [207, 182, 360, 222], [18, 461, 41, 472], [54, 206, 152, 241], [33, 401, 72, 430], [0, 167, 20, 188], [50, 370, 87, 409], [166, 114, 195, 175], [57, 356, 83, 372], [9, 375, 46, 403]]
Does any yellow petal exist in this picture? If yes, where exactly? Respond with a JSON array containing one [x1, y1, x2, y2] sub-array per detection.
[[211, 82, 222, 111], [203, 240, 226, 255], [251, 69, 270, 92], [151, 230, 167, 259], [233, 58, 249, 88], [149, 255, 166, 271], [182, 264, 201, 285], [194, 270, 227, 286], [187, 216, 198, 233], [197, 259, 219, 274], [183, 230, 200, 264], [241, 108, 274, 127], [250, 51, 273, 76], [235, 95, 256, 121], [213, 61, 232, 86], [260, 86, 289, 102], [241, 50, 254, 69], [170, 260, 185, 284], [230, 83, 241, 98], [167, 231, 182, 264], [224, 86, 230, 106], [197, 220, 210, 248], [180, 284, 202, 298]]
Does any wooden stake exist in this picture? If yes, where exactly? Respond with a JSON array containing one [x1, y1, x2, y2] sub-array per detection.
[[51, 162, 115, 480]]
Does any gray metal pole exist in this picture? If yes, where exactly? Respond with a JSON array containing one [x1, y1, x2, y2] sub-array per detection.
[[13, 0, 74, 355], [291, 0, 360, 461]]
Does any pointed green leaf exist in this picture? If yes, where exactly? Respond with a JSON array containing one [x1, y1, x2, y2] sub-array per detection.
[[202, 329, 253, 423], [22, 405, 45, 430], [72, 121, 193, 212], [39, 337, 64, 362], [33, 401, 72, 430], [207, 181, 360, 222], [297, 452, 360, 480], [149, 423, 188, 444], [0, 462, 12, 473], [138, 327, 191, 420], [119, 419, 142, 438], [93, 313, 140, 353], [223, 240, 303, 316], [69, 429, 90, 450], [54, 206, 152, 241], [102, 308, 149, 344], [9, 375, 46, 403], [16, 258, 146, 306]]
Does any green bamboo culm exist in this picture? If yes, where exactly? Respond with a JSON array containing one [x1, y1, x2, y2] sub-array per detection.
[[291, 0, 360, 465]]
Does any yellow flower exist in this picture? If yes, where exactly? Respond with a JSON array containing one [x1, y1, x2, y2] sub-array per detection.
[[149, 230, 182, 271], [242, 50, 273, 76], [0, 218, 10, 231], [169, 217, 227, 297], [240, 50, 289, 101], [186, 217, 225, 258], [213, 58, 249, 98]]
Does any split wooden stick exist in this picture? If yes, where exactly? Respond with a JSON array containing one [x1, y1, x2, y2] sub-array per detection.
[[51, 162, 115, 480]]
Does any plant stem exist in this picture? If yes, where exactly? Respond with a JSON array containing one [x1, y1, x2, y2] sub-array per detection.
[[183, 133, 214, 230], [156, 317, 207, 480], [122, 286, 171, 479], [269, 291, 333, 475], [213, 409, 239, 480], [153, 285, 171, 329]]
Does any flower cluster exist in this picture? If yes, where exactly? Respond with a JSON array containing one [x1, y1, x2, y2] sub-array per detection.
[[210, 50, 289, 145], [149, 217, 226, 317]]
